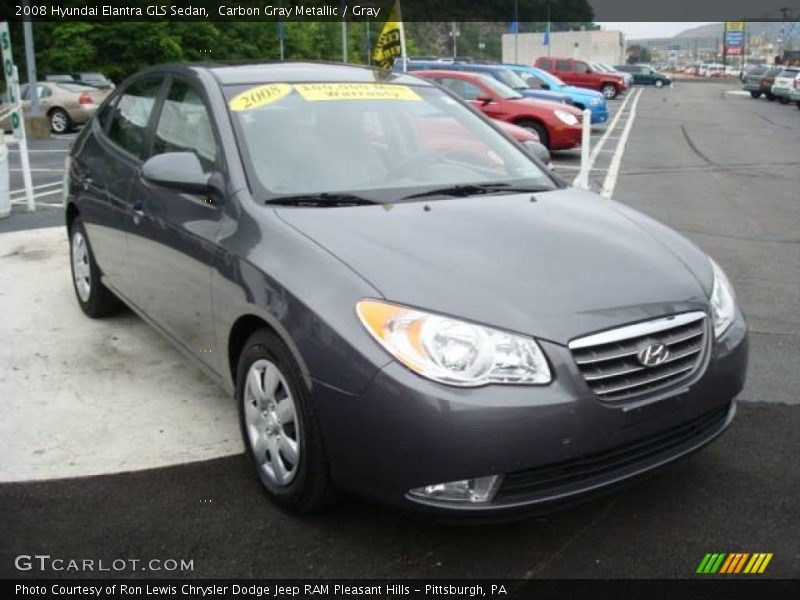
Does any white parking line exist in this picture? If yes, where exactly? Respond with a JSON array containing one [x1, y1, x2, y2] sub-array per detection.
[[10, 189, 63, 204], [9, 168, 64, 172], [600, 88, 644, 199], [10, 181, 63, 196]]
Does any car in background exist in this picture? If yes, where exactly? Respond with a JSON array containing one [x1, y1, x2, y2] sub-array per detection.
[[534, 57, 627, 99], [614, 64, 672, 87], [758, 66, 784, 101], [505, 64, 609, 124], [789, 73, 800, 109], [415, 69, 583, 150], [592, 62, 634, 87], [741, 65, 769, 98], [0, 81, 109, 133], [72, 72, 115, 90], [396, 60, 574, 105], [771, 67, 800, 104]]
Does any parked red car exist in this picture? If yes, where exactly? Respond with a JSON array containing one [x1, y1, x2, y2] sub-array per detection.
[[534, 57, 627, 99], [414, 70, 583, 150]]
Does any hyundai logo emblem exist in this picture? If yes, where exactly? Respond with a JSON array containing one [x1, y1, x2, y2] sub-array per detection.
[[637, 342, 669, 367]]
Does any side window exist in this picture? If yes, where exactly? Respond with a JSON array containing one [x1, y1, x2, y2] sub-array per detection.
[[107, 77, 163, 157], [460, 82, 484, 101], [20, 85, 31, 101], [526, 75, 545, 89], [36, 85, 52, 99], [440, 78, 467, 98], [555, 60, 571, 71], [96, 94, 117, 131], [152, 80, 218, 170], [539, 59, 552, 70], [574, 62, 589, 73]]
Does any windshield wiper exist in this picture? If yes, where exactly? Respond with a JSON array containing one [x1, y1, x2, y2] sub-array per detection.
[[401, 182, 550, 201], [265, 193, 378, 207]]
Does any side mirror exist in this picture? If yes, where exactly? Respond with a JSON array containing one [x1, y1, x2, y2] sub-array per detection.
[[540, 82, 550, 90], [141, 152, 210, 194], [476, 95, 493, 105]]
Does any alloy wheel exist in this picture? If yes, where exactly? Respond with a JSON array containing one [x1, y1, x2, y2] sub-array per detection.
[[71, 231, 91, 302], [243, 359, 300, 486], [50, 110, 68, 133]]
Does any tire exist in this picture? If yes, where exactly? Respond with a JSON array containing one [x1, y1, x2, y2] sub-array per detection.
[[601, 83, 618, 99], [778, 97, 789, 104], [766, 93, 776, 101], [654, 80, 664, 88], [515, 119, 549, 149], [750, 91, 761, 99], [69, 217, 123, 318], [796, 101, 800, 110], [237, 328, 337, 512], [49, 108, 72, 134]]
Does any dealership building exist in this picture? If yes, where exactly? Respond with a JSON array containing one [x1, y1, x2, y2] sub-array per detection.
[[501, 30, 626, 65]]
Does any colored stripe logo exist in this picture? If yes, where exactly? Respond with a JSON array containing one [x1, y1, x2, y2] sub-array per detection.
[[697, 552, 773, 574]]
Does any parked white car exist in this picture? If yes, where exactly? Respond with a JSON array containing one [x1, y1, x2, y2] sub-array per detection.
[[771, 67, 800, 103]]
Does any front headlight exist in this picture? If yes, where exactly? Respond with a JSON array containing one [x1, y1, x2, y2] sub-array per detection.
[[554, 109, 579, 126], [357, 300, 551, 387], [591, 97, 603, 105], [709, 258, 736, 338]]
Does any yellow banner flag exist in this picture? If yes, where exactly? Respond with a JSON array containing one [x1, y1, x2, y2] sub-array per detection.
[[372, 1, 404, 69]]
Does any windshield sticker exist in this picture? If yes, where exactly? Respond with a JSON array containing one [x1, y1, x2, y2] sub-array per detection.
[[229, 84, 293, 111], [293, 83, 420, 102]]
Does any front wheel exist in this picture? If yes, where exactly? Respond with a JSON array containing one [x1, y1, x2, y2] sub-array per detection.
[[601, 83, 618, 99], [49, 108, 72, 134], [654, 80, 664, 88], [750, 91, 761, 99], [515, 119, 549, 149], [778, 97, 789, 104], [69, 217, 122, 318], [237, 329, 337, 512], [766, 93, 776, 101]]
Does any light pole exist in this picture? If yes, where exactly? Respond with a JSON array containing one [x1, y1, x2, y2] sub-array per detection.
[[450, 22, 460, 59], [22, 0, 38, 117]]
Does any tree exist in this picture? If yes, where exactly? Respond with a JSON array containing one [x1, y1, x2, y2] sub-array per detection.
[[627, 44, 652, 64]]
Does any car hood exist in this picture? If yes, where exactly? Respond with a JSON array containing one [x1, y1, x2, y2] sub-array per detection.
[[275, 188, 713, 345], [562, 85, 604, 99]]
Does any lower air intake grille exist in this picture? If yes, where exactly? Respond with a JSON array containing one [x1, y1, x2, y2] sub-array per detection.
[[569, 312, 709, 402]]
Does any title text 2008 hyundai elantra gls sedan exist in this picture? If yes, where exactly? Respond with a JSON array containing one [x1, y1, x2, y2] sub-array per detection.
[[65, 62, 747, 515]]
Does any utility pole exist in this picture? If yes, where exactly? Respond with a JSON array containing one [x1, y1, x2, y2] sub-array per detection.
[[22, 0, 38, 117]]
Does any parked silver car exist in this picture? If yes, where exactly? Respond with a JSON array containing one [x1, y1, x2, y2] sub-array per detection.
[[771, 67, 800, 103]]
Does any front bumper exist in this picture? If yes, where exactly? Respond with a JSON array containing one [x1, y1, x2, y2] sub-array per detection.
[[314, 311, 747, 516], [789, 89, 800, 102], [588, 103, 609, 124], [549, 124, 583, 150]]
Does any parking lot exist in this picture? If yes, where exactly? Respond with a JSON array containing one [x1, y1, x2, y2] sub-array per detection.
[[1, 80, 799, 579]]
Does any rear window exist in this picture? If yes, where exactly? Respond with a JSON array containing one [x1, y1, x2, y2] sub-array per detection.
[[555, 60, 571, 71], [57, 83, 99, 93], [538, 59, 552, 70]]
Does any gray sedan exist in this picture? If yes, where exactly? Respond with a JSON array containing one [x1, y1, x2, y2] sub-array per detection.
[[64, 62, 748, 516]]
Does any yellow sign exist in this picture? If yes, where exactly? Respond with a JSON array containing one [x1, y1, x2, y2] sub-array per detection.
[[372, 1, 403, 70], [293, 83, 419, 102], [228, 83, 293, 111], [726, 21, 745, 31]]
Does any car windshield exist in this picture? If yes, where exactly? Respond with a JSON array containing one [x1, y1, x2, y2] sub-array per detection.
[[474, 74, 523, 99], [527, 68, 567, 89], [79, 73, 107, 82], [225, 81, 555, 202], [492, 68, 530, 90]]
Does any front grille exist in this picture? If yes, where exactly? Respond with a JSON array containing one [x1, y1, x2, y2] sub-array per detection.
[[569, 312, 708, 402], [495, 403, 730, 501]]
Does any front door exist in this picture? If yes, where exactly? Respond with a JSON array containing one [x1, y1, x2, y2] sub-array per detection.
[[125, 76, 224, 373]]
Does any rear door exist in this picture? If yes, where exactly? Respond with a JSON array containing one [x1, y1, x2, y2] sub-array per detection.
[[571, 61, 596, 89], [76, 76, 166, 289], [125, 75, 224, 371]]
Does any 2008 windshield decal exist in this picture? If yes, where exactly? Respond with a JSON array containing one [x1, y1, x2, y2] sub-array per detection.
[[229, 83, 420, 111]]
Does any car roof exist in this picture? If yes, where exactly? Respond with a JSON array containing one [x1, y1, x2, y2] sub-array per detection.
[[412, 69, 491, 82], [141, 61, 431, 87]]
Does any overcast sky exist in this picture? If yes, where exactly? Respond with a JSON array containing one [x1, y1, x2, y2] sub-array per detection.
[[597, 22, 716, 39]]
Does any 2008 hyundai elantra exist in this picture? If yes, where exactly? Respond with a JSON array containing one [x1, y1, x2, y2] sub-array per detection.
[[65, 62, 747, 515]]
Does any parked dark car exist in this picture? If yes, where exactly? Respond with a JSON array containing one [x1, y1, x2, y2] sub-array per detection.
[[614, 64, 672, 87], [741, 65, 769, 97], [65, 62, 747, 516]]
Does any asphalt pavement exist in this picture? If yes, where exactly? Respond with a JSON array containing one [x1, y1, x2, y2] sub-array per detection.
[[1, 83, 799, 579]]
